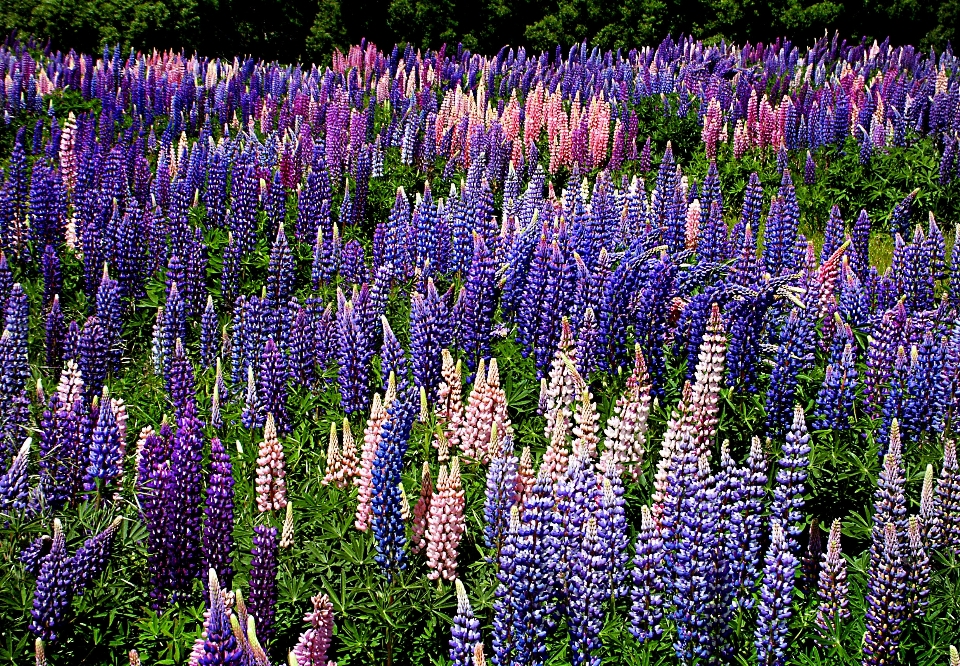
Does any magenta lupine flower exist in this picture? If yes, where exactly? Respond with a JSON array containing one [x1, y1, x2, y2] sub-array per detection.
[[815, 519, 850, 640], [292, 593, 335, 666]]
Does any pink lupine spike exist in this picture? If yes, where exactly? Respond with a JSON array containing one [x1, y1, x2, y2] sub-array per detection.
[[411, 462, 433, 554], [601, 345, 652, 479], [356, 376, 394, 531], [425, 457, 465, 581], [651, 382, 692, 521], [517, 446, 535, 503], [460, 358, 512, 463], [256, 413, 287, 513], [544, 319, 579, 442], [684, 199, 701, 250], [541, 406, 571, 483], [322, 422, 343, 488], [292, 593, 335, 666], [690, 304, 727, 457], [340, 418, 358, 481], [436, 351, 464, 457], [56, 359, 84, 408], [571, 388, 600, 460]]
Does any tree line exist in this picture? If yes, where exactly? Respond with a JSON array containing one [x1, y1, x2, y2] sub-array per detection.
[[1, 0, 956, 65]]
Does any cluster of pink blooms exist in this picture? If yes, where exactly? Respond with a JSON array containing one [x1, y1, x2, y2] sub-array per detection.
[[424, 457, 466, 580], [322, 419, 359, 489], [255, 414, 287, 513]]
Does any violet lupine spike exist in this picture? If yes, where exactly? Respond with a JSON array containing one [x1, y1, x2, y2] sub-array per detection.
[[815, 519, 850, 641], [69, 516, 122, 596], [28, 519, 70, 642], [292, 593, 335, 666], [196, 569, 242, 666], [484, 438, 520, 554], [255, 414, 287, 513], [771, 405, 811, 544], [259, 338, 289, 433], [356, 386, 392, 532], [248, 525, 279, 646], [203, 437, 235, 591], [871, 420, 908, 568], [45, 294, 65, 370], [863, 522, 907, 666], [200, 295, 218, 370], [450, 579, 482, 666], [242, 365, 264, 430], [754, 522, 799, 666], [168, 401, 205, 598], [82, 391, 123, 495], [0, 437, 31, 514], [629, 505, 664, 644]]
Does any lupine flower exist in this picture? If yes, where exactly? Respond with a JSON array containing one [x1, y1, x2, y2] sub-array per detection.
[[248, 525, 279, 645], [567, 518, 607, 666], [28, 519, 70, 642], [771, 405, 811, 542], [356, 382, 394, 532], [863, 522, 907, 666], [371, 387, 417, 579], [815, 519, 850, 640], [0, 437, 31, 513], [196, 569, 241, 666], [460, 358, 512, 462], [83, 389, 123, 495], [802, 519, 823, 589], [937, 438, 960, 550], [69, 516, 122, 595], [871, 420, 907, 567], [905, 515, 931, 619], [484, 439, 520, 554], [436, 349, 464, 457], [629, 505, 664, 643], [425, 457, 466, 580], [450, 579, 482, 666], [920, 464, 942, 547], [256, 414, 287, 513], [411, 461, 433, 554], [242, 365, 264, 430], [292, 593, 335, 666], [203, 438, 235, 590], [754, 522, 799, 666], [601, 345, 651, 478]]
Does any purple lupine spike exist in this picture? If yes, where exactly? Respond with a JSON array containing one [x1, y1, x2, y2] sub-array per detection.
[[20, 534, 52, 578], [95, 266, 123, 370], [629, 505, 664, 643], [0, 437, 31, 513], [220, 233, 242, 306], [862, 522, 907, 666], [814, 341, 857, 430], [458, 233, 497, 371], [754, 522, 799, 666], [248, 525, 279, 645], [4, 282, 29, 383], [288, 305, 315, 388], [168, 339, 197, 422], [69, 516, 122, 595], [259, 338, 289, 433], [241, 365, 264, 430], [765, 309, 815, 437], [815, 519, 850, 640], [410, 279, 452, 400], [889, 188, 919, 239], [28, 519, 70, 642], [821, 206, 844, 264], [138, 426, 172, 609], [802, 519, 823, 590], [78, 316, 108, 403], [567, 518, 607, 666], [203, 437, 234, 591], [803, 150, 816, 185], [200, 295, 218, 370], [450, 579, 482, 666], [771, 406, 811, 544], [484, 438, 520, 552], [45, 295, 65, 370], [379, 316, 407, 391], [41, 244, 61, 309], [197, 569, 242, 666], [168, 401, 204, 597], [265, 225, 294, 336], [82, 389, 123, 495], [864, 302, 907, 416], [871, 420, 908, 570], [598, 469, 629, 593], [161, 282, 186, 382], [851, 209, 871, 279]]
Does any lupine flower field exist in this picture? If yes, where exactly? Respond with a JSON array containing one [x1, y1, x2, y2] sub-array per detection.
[[3, 30, 960, 666]]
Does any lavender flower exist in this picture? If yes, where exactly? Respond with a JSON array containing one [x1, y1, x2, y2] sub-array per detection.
[[754, 523, 799, 666], [203, 438, 234, 591], [29, 519, 70, 641], [815, 519, 850, 640], [450, 579, 482, 666]]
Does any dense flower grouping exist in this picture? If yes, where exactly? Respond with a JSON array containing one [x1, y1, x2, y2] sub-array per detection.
[[2, 29, 960, 666]]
